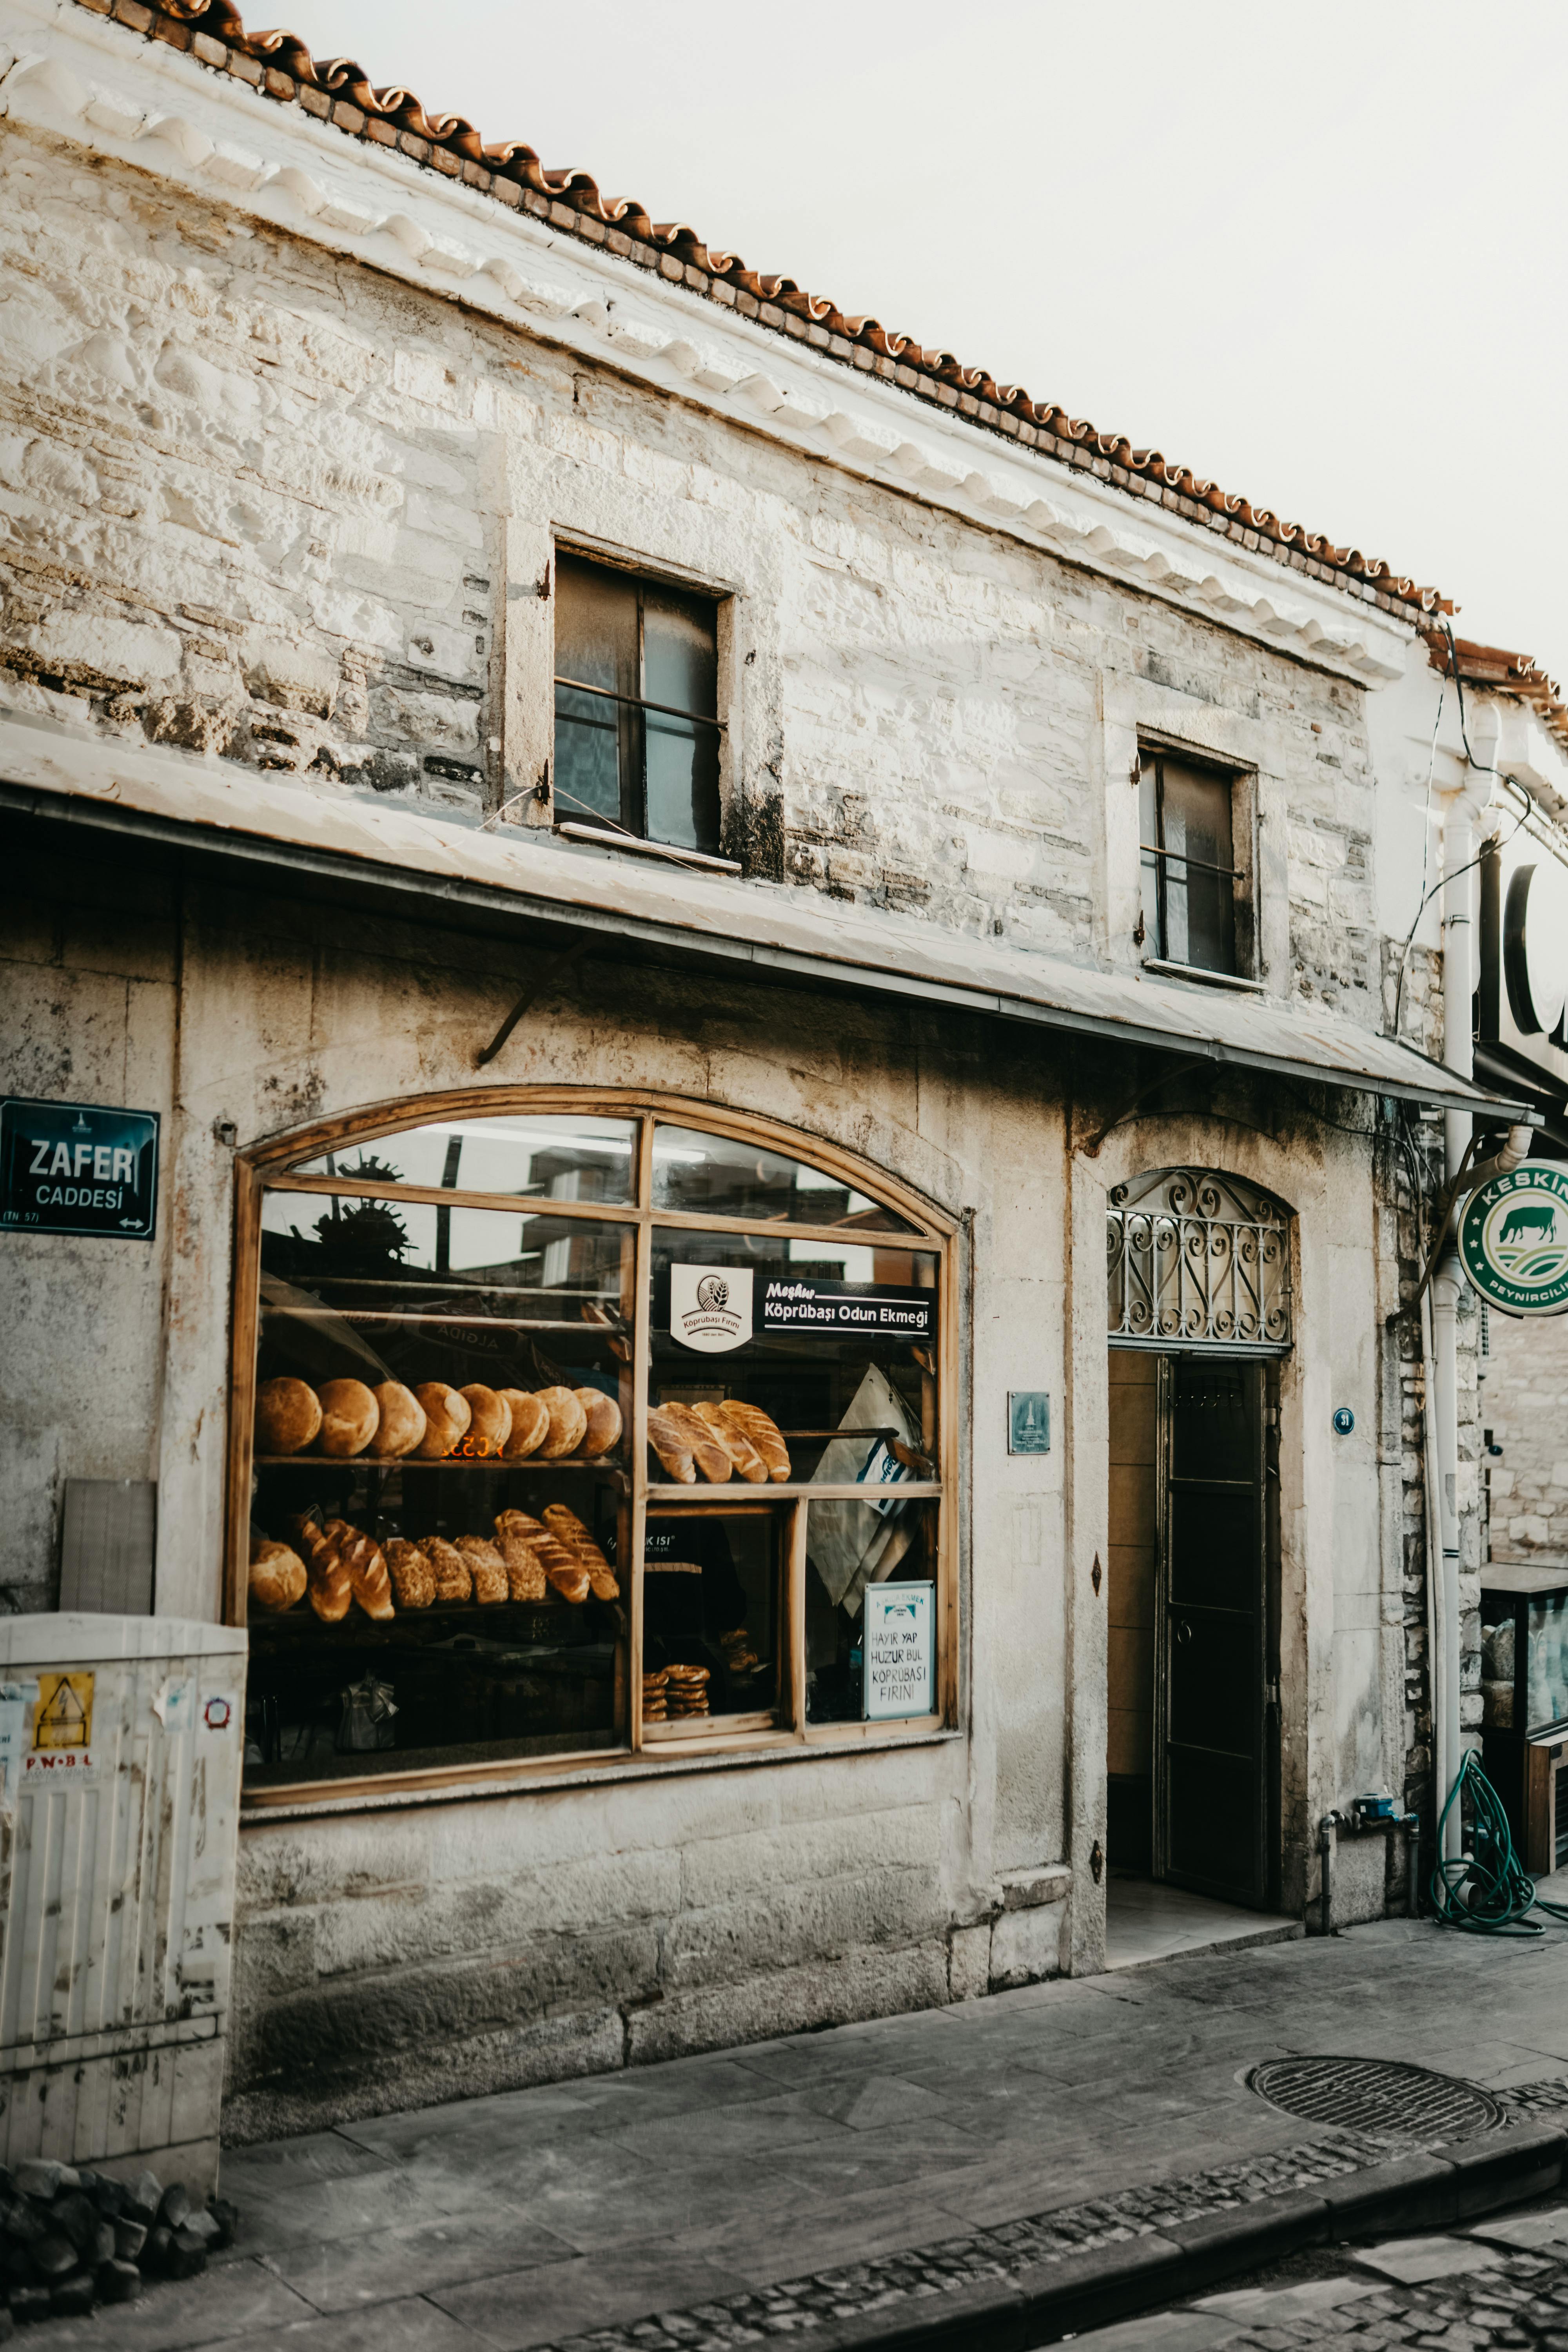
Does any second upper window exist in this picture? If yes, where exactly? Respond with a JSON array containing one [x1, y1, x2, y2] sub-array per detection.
[[554, 553, 722, 857], [1139, 750, 1241, 976]]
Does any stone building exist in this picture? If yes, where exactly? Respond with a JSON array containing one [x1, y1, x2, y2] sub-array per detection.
[[0, 0, 1522, 2140]]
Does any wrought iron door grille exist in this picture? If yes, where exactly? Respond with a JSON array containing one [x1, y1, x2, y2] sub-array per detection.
[[1107, 1167, 1291, 1350], [1249, 2056, 1501, 2141]]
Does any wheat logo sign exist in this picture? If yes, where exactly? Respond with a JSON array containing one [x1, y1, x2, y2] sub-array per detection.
[[670, 1263, 753, 1354], [1460, 1160, 1568, 1318]]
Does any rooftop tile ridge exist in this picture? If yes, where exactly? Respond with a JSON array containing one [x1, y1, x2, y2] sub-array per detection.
[[80, 0, 1450, 622]]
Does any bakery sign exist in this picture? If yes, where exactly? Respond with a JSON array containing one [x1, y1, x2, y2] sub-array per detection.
[[670, 1264, 753, 1353], [761, 1277, 936, 1340], [1, 1097, 160, 1241]]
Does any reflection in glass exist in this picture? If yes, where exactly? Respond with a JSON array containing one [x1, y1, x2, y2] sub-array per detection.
[[652, 1127, 918, 1231], [804, 1499, 938, 1724], [625, 1506, 783, 1725], [287, 1114, 637, 1204]]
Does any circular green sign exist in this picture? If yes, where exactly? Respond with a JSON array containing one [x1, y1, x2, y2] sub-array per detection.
[[1459, 1159, 1568, 1317]]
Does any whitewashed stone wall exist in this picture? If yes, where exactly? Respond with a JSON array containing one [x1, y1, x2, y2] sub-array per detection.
[[0, 122, 1392, 1009], [1482, 1310, 1568, 1567]]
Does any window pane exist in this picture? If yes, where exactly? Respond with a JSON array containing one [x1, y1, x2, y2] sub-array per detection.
[[246, 1192, 632, 1786], [288, 1114, 637, 1204], [644, 587, 720, 853], [1160, 760, 1236, 975], [652, 1125, 918, 1232], [612, 1503, 785, 1729], [555, 555, 637, 830], [805, 1499, 938, 1724], [1139, 758, 1164, 958], [648, 1225, 938, 1489]]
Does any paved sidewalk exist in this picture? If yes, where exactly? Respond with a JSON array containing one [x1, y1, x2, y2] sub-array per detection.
[[39, 1915, 1568, 2351]]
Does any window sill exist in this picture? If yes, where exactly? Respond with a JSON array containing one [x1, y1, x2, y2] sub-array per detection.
[[555, 822, 741, 876], [1140, 957, 1270, 996], [238, 1719, 961, 1822]]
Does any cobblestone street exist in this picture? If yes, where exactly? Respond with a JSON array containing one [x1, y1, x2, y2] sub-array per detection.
[[1081, 2205, 1568, 2349]]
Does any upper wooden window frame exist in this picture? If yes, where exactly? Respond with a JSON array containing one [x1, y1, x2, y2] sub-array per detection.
[[228, 1087, 959, 1809]]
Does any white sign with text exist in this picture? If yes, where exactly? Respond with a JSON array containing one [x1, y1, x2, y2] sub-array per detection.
[[862, 1581, 935, 1721]]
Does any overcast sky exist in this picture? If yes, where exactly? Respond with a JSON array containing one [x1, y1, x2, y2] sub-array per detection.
[[294, 0, 1567, 666]]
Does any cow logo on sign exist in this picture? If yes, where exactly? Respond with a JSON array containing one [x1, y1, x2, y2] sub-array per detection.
[[1460, 1160, 1568, 1318]]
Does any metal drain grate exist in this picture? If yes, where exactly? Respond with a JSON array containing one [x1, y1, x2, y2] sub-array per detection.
[[1249, 2056, 1503, 2141]]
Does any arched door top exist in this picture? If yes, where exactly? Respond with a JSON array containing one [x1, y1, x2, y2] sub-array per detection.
[[1107, 1166, 1293, 1353]]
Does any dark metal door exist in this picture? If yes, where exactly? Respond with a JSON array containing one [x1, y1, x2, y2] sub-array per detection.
[[1155, 1357, 1267, 1904]]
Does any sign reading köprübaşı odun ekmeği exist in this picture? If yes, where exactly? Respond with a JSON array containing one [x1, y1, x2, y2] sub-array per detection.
[[1460, 1161, 1568, 1318], [669, 1266, 936, 1355], [0, 1098, 160, 1240]]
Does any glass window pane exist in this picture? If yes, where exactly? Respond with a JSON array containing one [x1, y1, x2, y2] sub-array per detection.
[[246, 1192, 633, 1787], [645, 710, 720, 854], [288, 1114, 637, 1203], [805, 1499, 938, 1724], [555, 555, 638, 831], [648, 1225, 938, 1489], [652, 1125, 918, 1232], [615, 1503, 785, 1729], [1160, 760, 1235, 975]]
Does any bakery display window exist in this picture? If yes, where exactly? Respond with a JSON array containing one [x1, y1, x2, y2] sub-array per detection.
[[232, 1096, 953, 1801]]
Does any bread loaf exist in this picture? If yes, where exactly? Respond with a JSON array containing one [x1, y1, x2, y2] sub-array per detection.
[[539, 1534, 592, 1604], [295, 1517, 352, 1623], [255, 1376, 321, 1457], [498, 1534, 548, 1602], [691, 1401, 767, 1482], [661, 1402, 733, 1484], [457, 1536, 508, 1604], [413, 1383, 471, 1459], [535, 1387, 588, 1459], [575, 1389, 623, 1458], [495, 1508, 546, 1542], [370, 1381, 426, 1459], [249, 1537, 307, 1613], [423, 1537, 472, 1602], [717, 1401, 791, 1481], [459, 1385, 512, 1457], [543, 1503, 619, 1601], [342, 1530, 394, 1621], [385, 1539, 436, 1609], [646, 1406, 697, 1484], [316, 1378, 379, 1458], [498, 1390, 550, 1459]]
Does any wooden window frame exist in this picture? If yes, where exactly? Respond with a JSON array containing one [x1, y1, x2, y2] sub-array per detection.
[[228, 1087, 958, 1810], [1137, 745, 1254, 979]]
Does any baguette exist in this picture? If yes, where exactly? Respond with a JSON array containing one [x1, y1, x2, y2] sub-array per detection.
[[645, 1406, 696, 1484], [385, 1539, 436, 1610], [495, 1508, 547, 1543], [341, 1530, 394, 1621], [293, 1516, 352, 1623], [423, 1537, 473, 1603], [717, 1400, 791, 1482], [543, 1503, 619, 1601], [660, 1402, 733, 1484], [690, 1401, 767, 1483]]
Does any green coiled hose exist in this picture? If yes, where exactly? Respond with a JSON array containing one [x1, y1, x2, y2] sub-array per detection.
[[1429, 1749, 1568, 1935]]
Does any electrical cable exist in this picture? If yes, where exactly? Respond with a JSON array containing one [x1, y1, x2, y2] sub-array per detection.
[[1428, 1749, 1568, 1935]]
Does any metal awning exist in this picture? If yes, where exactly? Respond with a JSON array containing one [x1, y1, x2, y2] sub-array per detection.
[[0, 713, 1521, 1118]]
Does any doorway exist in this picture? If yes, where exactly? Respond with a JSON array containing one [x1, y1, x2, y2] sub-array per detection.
[[1107, 1348, 1280, 1910]]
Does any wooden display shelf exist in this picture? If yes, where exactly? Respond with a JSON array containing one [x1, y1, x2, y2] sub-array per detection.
[[254, 1455, 626, 1479]]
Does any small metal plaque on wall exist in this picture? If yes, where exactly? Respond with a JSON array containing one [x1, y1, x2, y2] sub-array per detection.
[[1008, 1392, 1051, 1455]]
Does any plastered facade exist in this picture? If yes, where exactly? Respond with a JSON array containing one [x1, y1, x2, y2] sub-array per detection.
[[0, 8, 1457, 2134]]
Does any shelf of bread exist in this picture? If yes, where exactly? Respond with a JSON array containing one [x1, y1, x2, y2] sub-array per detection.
[[249, 1501, 621, 1624], [254, 1375, 622, 1466]]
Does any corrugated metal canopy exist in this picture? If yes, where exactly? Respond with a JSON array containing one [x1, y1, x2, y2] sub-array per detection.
[[0, 714, 1521, 1118]]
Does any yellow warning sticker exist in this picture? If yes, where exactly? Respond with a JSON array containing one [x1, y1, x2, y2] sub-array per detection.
[[33, 1672, 93, 1751]]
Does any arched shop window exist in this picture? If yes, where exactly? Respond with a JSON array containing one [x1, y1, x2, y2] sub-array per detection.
[[1106, 1167, 1292, 1352], [231, 1097, 954, 1800]]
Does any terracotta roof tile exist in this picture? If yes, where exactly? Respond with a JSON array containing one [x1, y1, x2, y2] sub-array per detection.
[[1426, 631, 1568, 757], [94, 0, 1449, 620]]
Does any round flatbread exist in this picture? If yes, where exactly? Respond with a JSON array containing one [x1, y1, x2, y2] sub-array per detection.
[[499, 1390, 550, 1459], [316, 1378, 379, 1458], [413, 1383, 471, 1459], [370, 1381, 426, 1459], [575, 1389, 623, 1458], [459, 1385, 512, 1458], [536, 1386, 589, 1459]]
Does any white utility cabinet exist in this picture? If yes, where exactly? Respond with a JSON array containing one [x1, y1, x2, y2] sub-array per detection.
[[0, 1616, 246, 2196]]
